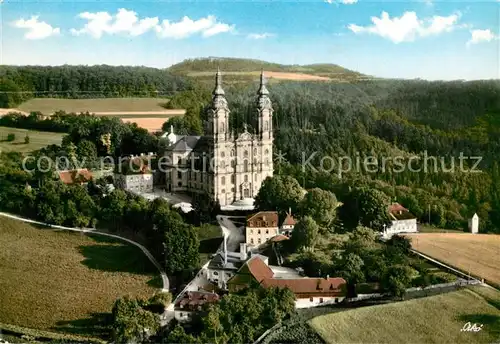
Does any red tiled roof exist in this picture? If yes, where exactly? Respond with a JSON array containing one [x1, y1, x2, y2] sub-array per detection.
[[246, 255, 274, 281], [388, 203, 416, 220], [247, 211, 279, 228], [388, 203, 408, 214], [261, 277, 347, 297], [270, 234, 290, 242], [58, 169, 93, 185], [282, 213, 296, 226], [175, 291, 219, 311]]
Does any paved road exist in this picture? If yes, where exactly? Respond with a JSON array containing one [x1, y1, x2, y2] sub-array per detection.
[[0, 212, 169, 292]]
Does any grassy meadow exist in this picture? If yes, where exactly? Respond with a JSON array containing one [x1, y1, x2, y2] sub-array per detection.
[[17, 97, 170, 114], [0, 126, 65, 153], [197, 224, 223, 264], [309, 286, 500, 344], [0, 217, 159, 339], [13, 98, 186, 132], [407, 233, 500, 287]]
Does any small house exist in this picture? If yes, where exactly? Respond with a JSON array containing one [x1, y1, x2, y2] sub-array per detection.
[[384, 203, 417, 237], [174, 291, 219, 322]]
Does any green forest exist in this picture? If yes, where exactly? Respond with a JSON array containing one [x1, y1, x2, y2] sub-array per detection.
[[166, 76, 500, 233], [2, 61, 500, 233], [0, 65, 192, 107], [1, 60, 500, 343]]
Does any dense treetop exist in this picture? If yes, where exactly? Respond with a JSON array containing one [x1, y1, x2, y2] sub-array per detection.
[[0, 65, 193, 107]]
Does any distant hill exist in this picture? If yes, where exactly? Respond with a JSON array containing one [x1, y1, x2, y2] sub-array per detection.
[[167, 57, 370, 84]]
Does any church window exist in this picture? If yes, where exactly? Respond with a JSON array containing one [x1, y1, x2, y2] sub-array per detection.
[[254, 148, 257, 155], [244, 160, 249, 172], [251, 238, 254, 244], [265, 149, 269, 155], [244, 150, 249, 158], [231, 160, 236, 168], [264, 121, 269, 131], [221, 151, 225, 158], [244, 175, 248, 182], [221, 176, 226, 185], [221, 123, 225, 133], [220, 160, 225, 168], [230, 149, 235, 157], [258, 238, 261, 244], [177, 171, 182, 179], [222, 189, 226, 193], [178, 182, 182, 187], [231, 187, 235, 192], [265, 159, 269, 166], [177, 157, 182, 165], [253, 158, 257, 165], [231, 175, 235, 184]]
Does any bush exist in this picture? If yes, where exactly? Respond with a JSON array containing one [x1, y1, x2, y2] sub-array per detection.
[[6, 133, 15, 142], [148, 292, 172, 308], [266, 322, 323, 344]]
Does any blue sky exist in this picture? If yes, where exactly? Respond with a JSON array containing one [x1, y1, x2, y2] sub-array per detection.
[[1, 0, 499, 80]]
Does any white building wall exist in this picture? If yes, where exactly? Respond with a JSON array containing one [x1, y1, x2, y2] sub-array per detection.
[[205, 268, 235, 289], [469, 215, 479, 234], [386, 219, 417, 235], [174, 310, 193, 322], [294, 296, 345, 309], [114, 173, 153, 193], [246, 226, 280, 247]]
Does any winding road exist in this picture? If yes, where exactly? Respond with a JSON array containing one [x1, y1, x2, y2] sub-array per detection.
[[0, 212, 169, 292]]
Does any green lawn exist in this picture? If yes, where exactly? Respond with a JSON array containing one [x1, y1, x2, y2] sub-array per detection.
[[418, 224, 465, 233], [197, 224, 223, 264], [18, 97, 170, 114], [0, 217, 158, 339], [0, 126, 65, 153], [309, 286, 500, 344]]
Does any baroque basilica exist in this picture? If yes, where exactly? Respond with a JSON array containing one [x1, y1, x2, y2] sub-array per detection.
[[163, 69, 274, 206]]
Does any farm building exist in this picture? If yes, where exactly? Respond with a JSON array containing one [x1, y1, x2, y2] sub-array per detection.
[[383, 203, 418, 238]]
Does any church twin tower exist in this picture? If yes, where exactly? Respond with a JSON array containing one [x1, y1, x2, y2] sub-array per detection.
[[164, 69, 274, 207], [206, 68, 274, 206]]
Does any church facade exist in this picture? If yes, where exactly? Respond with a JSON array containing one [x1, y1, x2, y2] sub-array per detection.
[[163, 69, 274, 206]]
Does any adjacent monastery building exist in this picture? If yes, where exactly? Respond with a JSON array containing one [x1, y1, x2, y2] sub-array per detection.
[[163, 69, 274, 206]]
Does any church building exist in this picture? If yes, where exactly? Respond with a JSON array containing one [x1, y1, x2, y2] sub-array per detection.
[[163, 69, 274, 206]]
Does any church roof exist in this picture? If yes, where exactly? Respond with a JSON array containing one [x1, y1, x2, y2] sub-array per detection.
[[171, 136, 201, 152], [257, 70, 269, 96], [282, 213, 296, 226], [213, 67, 225, 96], [193, 136, 213, 153]]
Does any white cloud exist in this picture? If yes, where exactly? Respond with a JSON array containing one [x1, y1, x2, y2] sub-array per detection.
[[70, 9, 233, 39], [156, 15, 234, 39], [466, 29, 497, 47], [13, 16, 60, 40], [347, 11, 461, 43], [325, 0, 358, 4], [70, 9, 159, 38], [247, 32, 275, 39]]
